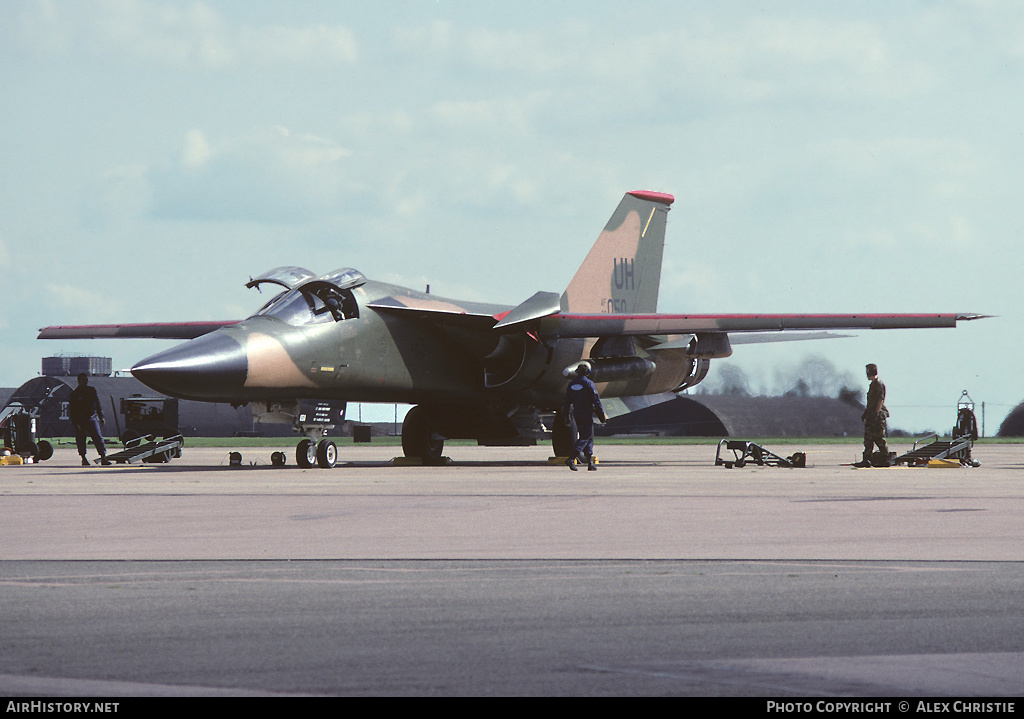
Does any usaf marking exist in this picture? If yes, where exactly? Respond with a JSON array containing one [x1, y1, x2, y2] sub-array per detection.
[[613, 258, 634, 291], [604, 257, 634, 313]]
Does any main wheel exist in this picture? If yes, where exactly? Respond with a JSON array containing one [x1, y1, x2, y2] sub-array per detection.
[[401, 406, 444, 464], [316, 440, 337, 469], [552, 409, 575, 458], [296, 439, 316, 468]]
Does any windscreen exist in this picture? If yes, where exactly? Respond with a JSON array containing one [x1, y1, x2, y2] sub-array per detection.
[[255, 290, 332, 325]]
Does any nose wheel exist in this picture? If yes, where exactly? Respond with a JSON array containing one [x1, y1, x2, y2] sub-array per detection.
[[296, 438, 337, 468]]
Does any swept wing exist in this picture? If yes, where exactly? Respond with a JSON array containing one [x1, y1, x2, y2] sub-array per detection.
[[37, 321, 239, 340], [542, 312, 985, 338]]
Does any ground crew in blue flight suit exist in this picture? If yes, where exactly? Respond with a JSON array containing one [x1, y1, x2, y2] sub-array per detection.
[[564, 365, 606, 471]]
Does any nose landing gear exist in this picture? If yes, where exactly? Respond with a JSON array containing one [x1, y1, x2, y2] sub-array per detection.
[[295, 437, 337, 468], [252, 399, 346, 469]]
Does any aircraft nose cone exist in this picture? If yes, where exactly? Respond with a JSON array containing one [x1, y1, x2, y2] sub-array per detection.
[[131, 332, 247, 400]]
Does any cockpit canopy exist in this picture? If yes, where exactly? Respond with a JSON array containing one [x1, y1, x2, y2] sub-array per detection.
[[245, 266, 318, 291], [250, 267, 366, 326]]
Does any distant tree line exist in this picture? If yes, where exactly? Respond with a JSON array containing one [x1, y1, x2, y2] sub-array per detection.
[[695, 355, 862, 405]]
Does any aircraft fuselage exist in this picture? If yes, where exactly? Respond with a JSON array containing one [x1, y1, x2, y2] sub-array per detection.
[[129, 278, 698, 411]]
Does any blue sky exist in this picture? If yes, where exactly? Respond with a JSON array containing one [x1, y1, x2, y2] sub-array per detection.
[[2, 0, 1021, 433]]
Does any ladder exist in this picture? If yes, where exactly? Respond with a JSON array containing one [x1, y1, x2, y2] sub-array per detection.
[[893, 391, 980, 467], [893, 434, 974, 466], [101, 434, 184, 465]]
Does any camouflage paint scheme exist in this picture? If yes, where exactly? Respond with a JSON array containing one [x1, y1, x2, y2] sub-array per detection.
[[39, 191, 985, 465]]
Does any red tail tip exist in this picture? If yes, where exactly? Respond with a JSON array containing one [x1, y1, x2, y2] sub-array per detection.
[[628, 190, 675, 205]]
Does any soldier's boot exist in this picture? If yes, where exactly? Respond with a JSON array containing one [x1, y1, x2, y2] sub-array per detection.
[[81, 456, 90, 466], [854, 450, 873, 468], [875, 445, 891, 467], [565, 455, 578, 471], [587, 457, 597, 471]]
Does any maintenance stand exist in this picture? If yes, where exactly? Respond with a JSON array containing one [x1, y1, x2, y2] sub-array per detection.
[[716, 440, 806, 469], [893, 391, 981, 467], [102, 434, 184, 465]]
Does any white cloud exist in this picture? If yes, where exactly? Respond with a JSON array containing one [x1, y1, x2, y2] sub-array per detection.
[[235, 23, 357, 66], [392, 20, 458, 57], [394, 12, 932, 109], [150, 126, 358, 224], [44, 282, 125, 320], [816, 137, 980, 185], [15, 0, 357, 69], [182, 129, 211, 169], [13, 0, 68, 54], [428, 92, 552, 140], [87, 0, 226, 66]]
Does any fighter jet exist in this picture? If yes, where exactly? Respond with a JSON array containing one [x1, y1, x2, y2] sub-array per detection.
[[39, 190, 985, 467]]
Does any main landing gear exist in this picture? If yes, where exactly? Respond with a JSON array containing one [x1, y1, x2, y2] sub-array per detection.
[[551, 408, 575, 459], [397, 404, 558, 464], [400, 405, 446, 464]]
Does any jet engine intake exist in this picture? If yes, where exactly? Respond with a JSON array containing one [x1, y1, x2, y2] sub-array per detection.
[[673, 357, 711, 392], [562, 357, 656, 383]]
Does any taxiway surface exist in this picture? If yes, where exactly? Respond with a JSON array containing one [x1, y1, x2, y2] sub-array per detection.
[[1, 442, 1022, 696]]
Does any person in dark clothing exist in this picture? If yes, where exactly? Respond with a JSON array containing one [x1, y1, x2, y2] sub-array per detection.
[[857, 363, 889, 467], [68, 373, 107, 466], [563, 364, 606, 471]]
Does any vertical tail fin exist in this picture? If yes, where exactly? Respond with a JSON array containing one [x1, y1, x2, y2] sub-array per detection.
[[561, 190, 674, 314]]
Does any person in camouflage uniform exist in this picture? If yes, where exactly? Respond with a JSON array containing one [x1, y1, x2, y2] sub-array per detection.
[[858, 363, 890, 467]]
